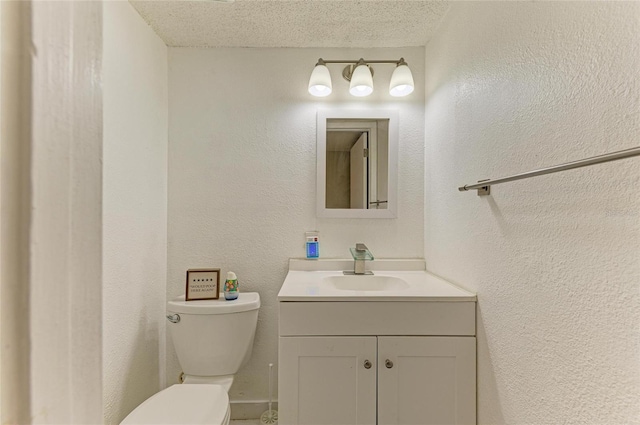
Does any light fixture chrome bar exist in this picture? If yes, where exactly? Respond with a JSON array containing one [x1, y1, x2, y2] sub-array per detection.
[[318, 58, 406, 65], [309, 58, 413, 98], [458, 146, 640, 195]]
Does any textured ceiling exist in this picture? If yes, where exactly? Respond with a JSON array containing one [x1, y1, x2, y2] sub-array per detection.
[[129, 0, 451, 48]]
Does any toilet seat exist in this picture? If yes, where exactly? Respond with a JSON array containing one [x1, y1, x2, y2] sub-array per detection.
[[120, 384, 230, 425]]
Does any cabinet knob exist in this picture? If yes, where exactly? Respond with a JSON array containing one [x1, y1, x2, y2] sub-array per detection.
[[364, 360, 372, 369], [385, 359, 394, 369]]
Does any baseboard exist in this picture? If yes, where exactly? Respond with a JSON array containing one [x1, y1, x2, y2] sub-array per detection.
[[230, 399, 279, 420]]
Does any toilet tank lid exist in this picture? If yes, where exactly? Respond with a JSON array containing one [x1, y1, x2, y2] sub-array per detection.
[[120, 384, 228, 425], [168, 292, 260, 315]]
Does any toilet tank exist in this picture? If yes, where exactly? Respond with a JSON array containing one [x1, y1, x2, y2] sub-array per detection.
[[167, 293, 260, 377]]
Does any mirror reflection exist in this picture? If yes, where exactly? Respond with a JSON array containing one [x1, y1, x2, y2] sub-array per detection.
[[325, 119, 389, 210]]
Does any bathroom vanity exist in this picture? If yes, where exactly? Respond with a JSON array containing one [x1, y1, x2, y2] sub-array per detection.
[[277, 259, 477, 425]]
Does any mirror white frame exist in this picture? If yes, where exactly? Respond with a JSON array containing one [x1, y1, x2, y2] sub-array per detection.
[[317, 109, 399, 218]]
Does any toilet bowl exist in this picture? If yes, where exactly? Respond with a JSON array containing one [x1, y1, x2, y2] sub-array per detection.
[[120, 384, 230, 425], [120, 293, 260, 425]]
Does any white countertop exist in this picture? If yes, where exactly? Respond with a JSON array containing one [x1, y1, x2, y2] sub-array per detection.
[[278, 259, 476, 302]]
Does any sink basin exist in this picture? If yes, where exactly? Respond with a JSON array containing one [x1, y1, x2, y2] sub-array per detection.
[[324, 275, 410, 291], [278, 259, 478, 301]]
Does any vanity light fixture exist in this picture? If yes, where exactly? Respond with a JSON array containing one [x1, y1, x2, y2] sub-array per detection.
[[348, 60, 374, 97], [308, 59, 333, 97], [389, 58, 415, 97], [308, 57, 414, 98]]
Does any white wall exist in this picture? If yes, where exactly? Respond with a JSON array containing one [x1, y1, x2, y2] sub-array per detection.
[[103, 2, 168, 423], [424, 3, 640, 424], [168, 47, 425, 402]]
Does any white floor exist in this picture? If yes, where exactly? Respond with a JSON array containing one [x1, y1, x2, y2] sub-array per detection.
[[230, 421, 262, 425]]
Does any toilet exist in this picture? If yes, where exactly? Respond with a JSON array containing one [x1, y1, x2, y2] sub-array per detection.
[[121, 292, 261, 425]]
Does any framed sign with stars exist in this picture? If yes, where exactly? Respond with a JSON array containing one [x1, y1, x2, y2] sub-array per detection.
[[185, 268, 221, 301]]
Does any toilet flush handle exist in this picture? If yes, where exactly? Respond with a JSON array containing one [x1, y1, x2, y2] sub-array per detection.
[[166, 314, 180, 323]]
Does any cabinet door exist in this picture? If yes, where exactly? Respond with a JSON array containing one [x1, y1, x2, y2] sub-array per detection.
[[378, 337, 476, 425], [279, 336, 377, 425]]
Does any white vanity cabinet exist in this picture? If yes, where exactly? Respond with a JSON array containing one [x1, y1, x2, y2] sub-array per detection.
[[279, 336, 377, 425], [279, 335, 475, 425], [377, 336, 476, 425], [277, 260, 477, 425]]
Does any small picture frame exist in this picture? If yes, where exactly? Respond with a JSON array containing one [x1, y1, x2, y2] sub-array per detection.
[[185, 268, 220, 301]]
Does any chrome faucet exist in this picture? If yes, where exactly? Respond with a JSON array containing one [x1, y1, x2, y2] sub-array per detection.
[[344, 243, 374, 275]]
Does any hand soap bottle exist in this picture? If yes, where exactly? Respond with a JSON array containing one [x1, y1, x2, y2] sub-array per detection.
[[305, 231, 319, 259], [224, 271, 239, 300]]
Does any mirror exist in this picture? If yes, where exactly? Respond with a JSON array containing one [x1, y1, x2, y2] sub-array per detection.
[[325, 119, 388, 210], [317, 109, 398, 218]]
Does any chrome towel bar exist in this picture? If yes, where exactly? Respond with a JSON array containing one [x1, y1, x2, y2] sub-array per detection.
[[458, 146, 640, 195]]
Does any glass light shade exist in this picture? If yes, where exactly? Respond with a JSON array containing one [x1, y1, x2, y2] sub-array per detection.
[[389, 64, 414, 97], [308, 64, 332, 97], [349, 64, 374, 97]]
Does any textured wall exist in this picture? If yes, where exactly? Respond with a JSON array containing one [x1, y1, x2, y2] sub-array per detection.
[[103, 2, 168, 423], [424, 2, 640, 424], [168, 47, 425, 401]]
